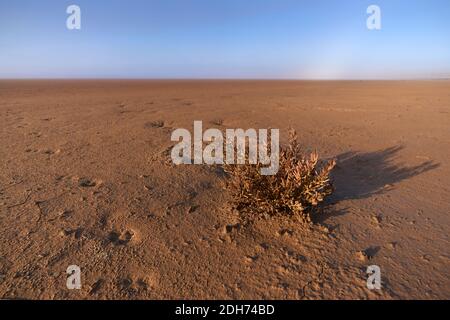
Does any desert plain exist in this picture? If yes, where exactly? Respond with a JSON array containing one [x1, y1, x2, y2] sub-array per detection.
[[0, 80, 449, 299]]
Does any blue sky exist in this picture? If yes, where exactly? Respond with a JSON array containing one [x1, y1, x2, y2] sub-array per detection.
[[0, 0, 449, 79]]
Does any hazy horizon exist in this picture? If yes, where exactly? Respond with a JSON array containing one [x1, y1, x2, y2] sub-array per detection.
[[1, 0, 449, 79]]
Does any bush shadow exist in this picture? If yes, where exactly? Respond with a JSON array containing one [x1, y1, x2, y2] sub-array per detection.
[[318, 145, 439, 223]]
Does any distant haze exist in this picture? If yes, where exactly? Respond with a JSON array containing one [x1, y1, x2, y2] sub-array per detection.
[[1, 0, 449, 79]]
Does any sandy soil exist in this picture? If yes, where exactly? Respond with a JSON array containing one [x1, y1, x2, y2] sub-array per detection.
[[0, 80, 449, 299]]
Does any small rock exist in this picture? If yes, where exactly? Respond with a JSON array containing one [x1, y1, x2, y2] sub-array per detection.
[[356, 251, 368, 262], [78, 178, 96, 187]]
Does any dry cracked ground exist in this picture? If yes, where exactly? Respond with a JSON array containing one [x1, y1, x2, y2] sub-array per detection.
[[0, 80, 449, 299]]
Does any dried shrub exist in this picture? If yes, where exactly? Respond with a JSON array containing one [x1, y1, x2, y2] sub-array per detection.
[[223, 129, 336, 223]]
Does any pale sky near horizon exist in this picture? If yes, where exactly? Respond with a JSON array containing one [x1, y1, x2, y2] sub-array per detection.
[[0, 0, 449, 79]]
